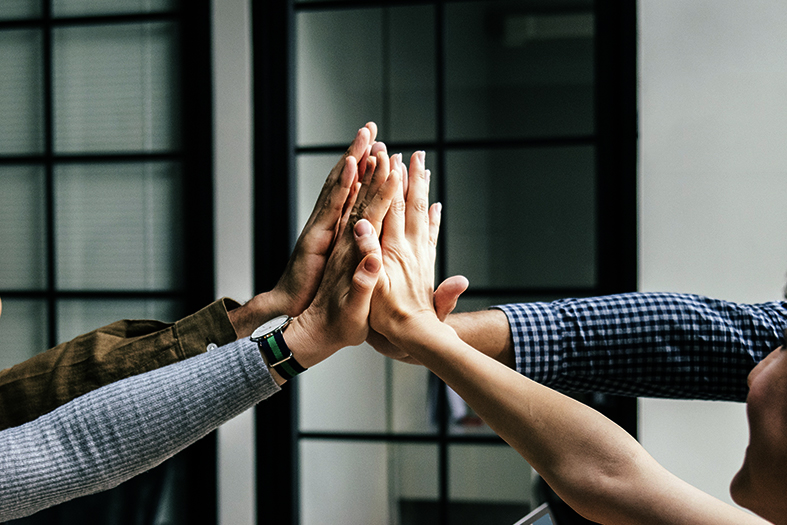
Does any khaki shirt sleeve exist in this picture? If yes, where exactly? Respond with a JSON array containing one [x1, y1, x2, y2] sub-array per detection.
[[0, 298, 241, 431]]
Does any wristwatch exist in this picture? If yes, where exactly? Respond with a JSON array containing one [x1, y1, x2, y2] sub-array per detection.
[[250, 315, 307, 380]]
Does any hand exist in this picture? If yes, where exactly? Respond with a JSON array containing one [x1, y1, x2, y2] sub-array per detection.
[[284, 149, 401, 368], [367, 275, 469, 364], [272, 122, 378, 316], [228, 123, 378, 339], [369, 151, 445, 344]]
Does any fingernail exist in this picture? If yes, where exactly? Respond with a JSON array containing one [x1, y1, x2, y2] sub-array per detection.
[[364, 256, 381, 273], [354, 219, 372, 238], [425, 169, 431, 186], [436, 202, 442, 215], [418, 151, 426, 167]]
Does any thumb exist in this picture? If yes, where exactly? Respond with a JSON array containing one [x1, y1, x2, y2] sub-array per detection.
[[434, 275, 469, 321], [344, 219, 383, 317]]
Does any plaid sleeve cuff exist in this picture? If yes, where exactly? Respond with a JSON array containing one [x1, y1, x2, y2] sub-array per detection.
[[492, 302, 564, 385]]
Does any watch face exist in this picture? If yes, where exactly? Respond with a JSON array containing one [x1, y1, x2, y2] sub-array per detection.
[[251, 314, 291, 341]]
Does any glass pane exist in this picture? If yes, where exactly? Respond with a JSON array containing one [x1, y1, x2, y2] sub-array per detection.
[[0, 0, 41, 20], [0, 29, 44, 154], [0, 165, 47, 290], [301, 441, 437, 525], [296, 9, 384, 146], [388, 5, 436, 143], [449, 444, 533, 524], [54, 162, 184, 291], [53, 0, 176, 17], [0, 299, 48, 371], [444, 146, 596, 290], [391, 361, 434, 434], [53, 22, 181, 153], [56, 298, 181, 343], [299, 343, 388, 433], [301, 440, 390, 525], [445, 1, 594, 140]]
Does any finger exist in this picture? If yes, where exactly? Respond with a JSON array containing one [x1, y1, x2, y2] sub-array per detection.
[[360, 167, 398, 237], [434, 275, 469, 321], [380, 169, 406, 245], [338, 181, 362, 238], [354, 144, 388, 213], [428, 199, 441, 250], [306, 157, 357, 240], [365, 121, 378, 142], [345, 220, 383, 321], [405, 151, 429, 239]]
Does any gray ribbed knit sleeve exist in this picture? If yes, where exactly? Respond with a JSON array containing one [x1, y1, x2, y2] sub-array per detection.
[[0, 338, 280, 521]]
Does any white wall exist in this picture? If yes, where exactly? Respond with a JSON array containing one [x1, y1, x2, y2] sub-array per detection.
[[638, 0, 787, 507], [212, 0, 255, 524]]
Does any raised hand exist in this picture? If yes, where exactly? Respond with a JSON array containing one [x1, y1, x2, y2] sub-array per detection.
[[271, 122, 378, 317], [368, 151, 445, 343], [282, 147, 401, 369]]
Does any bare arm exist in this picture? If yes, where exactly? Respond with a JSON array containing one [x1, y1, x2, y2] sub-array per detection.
[[444, 309, 515, 368], [367, 153, 767, 525]]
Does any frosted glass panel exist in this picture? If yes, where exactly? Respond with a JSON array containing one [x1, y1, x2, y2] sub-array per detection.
[[0, 30, 44, 154], [55, 162, 184, 291], [387, 6, 436, 143], [53, 22, 181, 153], [0, 299, 48, 371], [445, 1, 594, 140], [57, 298, 180, 343], [301, 440, 390, 525], [53, 0, 176, 17], [299, 343, 388, 432], [297, 9, 383, 146], [391, 361, 434, 434], [0, 166, 47, 290], [445, 147, 596, 289]]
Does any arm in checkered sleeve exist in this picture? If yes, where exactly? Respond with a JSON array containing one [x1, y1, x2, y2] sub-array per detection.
[[445, 292, 787, 401]]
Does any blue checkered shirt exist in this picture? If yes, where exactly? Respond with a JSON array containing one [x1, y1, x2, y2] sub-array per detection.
[[495, 292, 787, 402]]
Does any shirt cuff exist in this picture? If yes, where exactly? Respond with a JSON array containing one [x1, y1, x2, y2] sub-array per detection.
[[173, 298, 241, 359]]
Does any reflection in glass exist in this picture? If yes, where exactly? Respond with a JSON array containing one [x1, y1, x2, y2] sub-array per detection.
[[0, 30, 43, 154], [54, 162, 184, 291], [0, 166, 47, 290], [56, 298, 180, 344], [387, 5, 436, 143], [299, 343, 388, 433], [0, 299, 48, 370], [301, 440, 439, 525], [449, 444, 533, 524], [445, 146, 596, 290], [0, 1, 41, 20], [296, 9, 383, 146], [53, 22, 181, 153], [52, 0, 176, 17], [445, 1, 594, 140]]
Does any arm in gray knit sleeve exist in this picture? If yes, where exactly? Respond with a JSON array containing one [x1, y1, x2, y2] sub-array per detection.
[[0, 338, 280, 521]]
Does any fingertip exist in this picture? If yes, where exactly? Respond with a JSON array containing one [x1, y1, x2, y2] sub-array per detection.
[[354, 218, 373, 238], [363, 254, 381, 274]]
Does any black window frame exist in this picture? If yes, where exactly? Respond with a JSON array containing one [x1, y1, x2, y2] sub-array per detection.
[[0, 0, 216, 522], [252, 1, 637, 524]]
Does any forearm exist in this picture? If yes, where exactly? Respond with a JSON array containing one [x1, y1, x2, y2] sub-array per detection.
[[497, 292, 787, 401], [0, 338, 279, 521], [393, 319, 753, 524], [444, 309, 515, 368], [0, 298, 240, 430]]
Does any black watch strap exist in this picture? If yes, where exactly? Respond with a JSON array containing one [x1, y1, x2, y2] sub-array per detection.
[[257, 330, 307, 380]]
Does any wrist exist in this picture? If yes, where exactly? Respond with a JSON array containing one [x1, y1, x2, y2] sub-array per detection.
[[229, 291, 287, 339], [280, 313, 340, 370]]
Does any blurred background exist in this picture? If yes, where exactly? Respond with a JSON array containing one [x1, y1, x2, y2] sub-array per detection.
[[1, 0, 786, 524]]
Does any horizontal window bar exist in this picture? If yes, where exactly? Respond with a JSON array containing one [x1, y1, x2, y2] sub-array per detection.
[[0, 11, 179, 30], [0, 152, 183, 165], [0, 290, 185, 299], [298, 431, 507, 445], [296, 135, 597, 155], [295, 0, 593, 15]]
